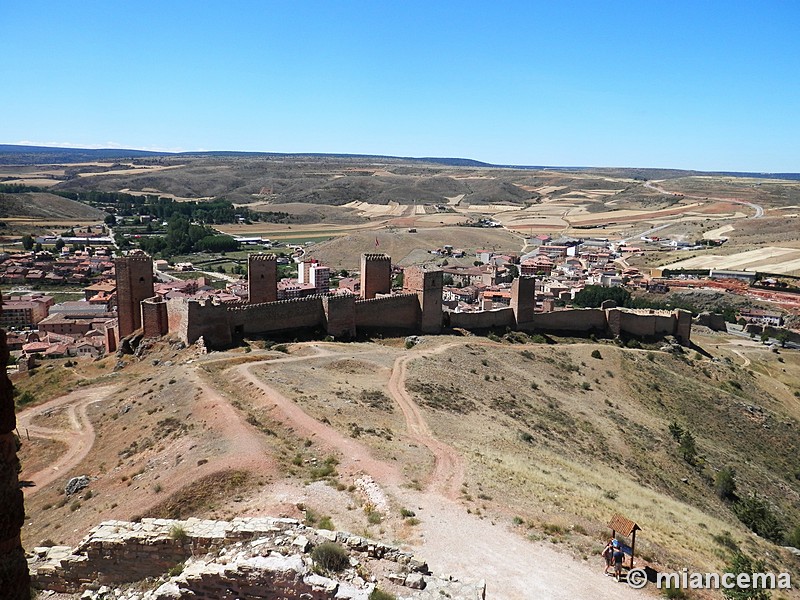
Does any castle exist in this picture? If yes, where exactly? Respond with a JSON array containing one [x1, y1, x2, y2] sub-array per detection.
[[115, 253, 692, 349]]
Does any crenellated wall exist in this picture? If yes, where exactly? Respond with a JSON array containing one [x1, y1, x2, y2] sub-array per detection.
[[228, 297, 326, 336], [449, 308, 515, 330], [149, 252, 691, 347], [354, 294, 419, 330]]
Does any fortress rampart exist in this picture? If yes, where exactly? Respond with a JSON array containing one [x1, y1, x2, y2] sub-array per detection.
[[138, 253, 691, 348]]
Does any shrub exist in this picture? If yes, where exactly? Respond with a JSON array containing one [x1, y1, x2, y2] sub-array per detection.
[[369, 589, 396, 600], [715, 467, 737, 502], [590, 349, 602, 359], [167, 562, 185, 577], [169, 525, 189, 544], [732, 494, 784, 543], [400, 508, 416, 518], [318, 516, 335, 530], [311, 542, 349, 572], [722, 553, 771, 599], [679, 430, 698, 465]]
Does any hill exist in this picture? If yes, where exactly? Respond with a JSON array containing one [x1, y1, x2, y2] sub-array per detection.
[[0, 191, 105, 220], [14, 329, 800, 598]]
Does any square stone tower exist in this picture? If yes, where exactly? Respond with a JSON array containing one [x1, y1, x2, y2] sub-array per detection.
[[248, 254, 277, 304], [360, 253, 392, 299], [510, 276, 536, 326], [403, 265, 443, 333], [115, 254, 154, 338]]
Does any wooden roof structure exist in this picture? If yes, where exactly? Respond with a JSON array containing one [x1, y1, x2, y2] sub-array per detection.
[[608, 514, 640, 537]]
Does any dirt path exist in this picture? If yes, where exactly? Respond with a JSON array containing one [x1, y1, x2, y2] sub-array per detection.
[[17, 386, 117, 494], [387, 346, 466, 498], [212, 341, 644, 598]]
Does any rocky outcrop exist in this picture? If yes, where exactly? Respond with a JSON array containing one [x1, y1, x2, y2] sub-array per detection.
[[0, 301, 30, 599], [29, 518, 486, 600]]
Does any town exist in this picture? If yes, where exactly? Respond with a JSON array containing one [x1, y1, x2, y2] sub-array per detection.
[[2, 223, 797, 364]]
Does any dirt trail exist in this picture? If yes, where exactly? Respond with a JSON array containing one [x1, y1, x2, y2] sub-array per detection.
[[17, 386, 117, 494], [387, 345, 466, 498]]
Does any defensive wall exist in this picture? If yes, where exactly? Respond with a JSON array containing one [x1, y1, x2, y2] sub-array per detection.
[[135, 253, 692, 348], [354, 294, 419, 330]]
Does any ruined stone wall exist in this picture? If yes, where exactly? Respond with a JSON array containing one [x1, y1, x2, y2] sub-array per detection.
[[360, 254, 392, 299], [449, 308, 515, 330], [0, 299, 30, 599], [227, 297, 325, 335], [115, 255, 154, 338], [29, 518, 485, 600], [354, 294, 419, 330], [248, 254, 277, 304], [141, 297, 168, 338]]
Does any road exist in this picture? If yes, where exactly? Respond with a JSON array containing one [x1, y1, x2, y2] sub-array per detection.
[[644, 181, 764, 219]]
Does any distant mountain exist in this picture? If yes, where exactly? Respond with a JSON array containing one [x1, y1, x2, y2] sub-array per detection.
[[0, 144, 797, 179]]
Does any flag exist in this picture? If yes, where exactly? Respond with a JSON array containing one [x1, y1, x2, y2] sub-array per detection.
[[375, 236, 380, 247]]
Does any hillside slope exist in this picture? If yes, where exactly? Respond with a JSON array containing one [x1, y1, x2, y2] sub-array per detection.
[[0, 192, 105, 220]]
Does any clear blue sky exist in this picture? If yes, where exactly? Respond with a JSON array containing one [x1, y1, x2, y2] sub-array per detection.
[[2, 1, 798, 171]]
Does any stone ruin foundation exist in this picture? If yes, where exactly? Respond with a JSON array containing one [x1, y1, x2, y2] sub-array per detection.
[[29, 517, 486, 600]]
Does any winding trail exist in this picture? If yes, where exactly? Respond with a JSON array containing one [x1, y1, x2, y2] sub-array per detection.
[[644, 180, 765, 218], [17, 385, 117, 494]]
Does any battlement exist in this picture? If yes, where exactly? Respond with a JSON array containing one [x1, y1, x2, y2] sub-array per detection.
[[226, 296, 322, 312], [248, 254, 277, 262], [361, 253, 391, 261], [354, 292, 417, 305]]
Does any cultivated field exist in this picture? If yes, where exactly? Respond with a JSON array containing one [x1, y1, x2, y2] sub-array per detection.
[[664, 246, 800, 275]]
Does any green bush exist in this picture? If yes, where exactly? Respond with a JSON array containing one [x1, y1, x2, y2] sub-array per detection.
[[311, 542, 349, 572], [369, 589, 396, 600], [590, 349, 602, 359], [715, 467, 737, 502], [732, 494, 784, 544]]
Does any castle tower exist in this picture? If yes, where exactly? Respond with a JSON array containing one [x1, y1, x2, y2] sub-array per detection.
[[248, 254, 277, 304], [360, 253, 392, 299], [403, 265, 443, 333], [510, 276, 536, 326], [115, 254, 154, 338]]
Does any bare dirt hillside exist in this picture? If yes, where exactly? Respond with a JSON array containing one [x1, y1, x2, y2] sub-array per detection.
[[0, 192, 105, 220], [14, 330, 800, 599]]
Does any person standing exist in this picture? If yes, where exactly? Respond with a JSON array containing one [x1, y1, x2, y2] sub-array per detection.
[[601, 539, 614, 574]]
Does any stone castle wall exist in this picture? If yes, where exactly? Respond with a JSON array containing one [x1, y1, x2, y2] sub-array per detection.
[[141, 297, 168, 338], [228, 297, 326, 336], [354, 294, 420, 330], [360, 254, 392, 299], [449, 308, 515, 330]]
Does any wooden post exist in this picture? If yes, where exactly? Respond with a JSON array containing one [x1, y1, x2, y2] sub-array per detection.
[[630, 529, 636, 569]]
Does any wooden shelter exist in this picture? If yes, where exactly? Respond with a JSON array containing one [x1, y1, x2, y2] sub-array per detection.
[[608, 513, 641, 569]]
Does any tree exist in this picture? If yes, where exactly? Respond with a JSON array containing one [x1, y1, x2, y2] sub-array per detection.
[[715, 466, 738, 501], [443, 274, 454, 286], [775, 330, 789, 348], [679, 430, 697, 465], [572, 285, 632, 308], [21, 235, 33, 251], [104, 213, 116, 226], [722, 552, 771, 600], [54, 238, 65, 252], [732, 494, 784, 543]]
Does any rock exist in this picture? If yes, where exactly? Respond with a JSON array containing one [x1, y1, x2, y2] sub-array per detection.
[[65, 476, 90, 495], [292, 535, 310, 552], [405, 573, 426, 589], [151, 359, 160, 366], [409, 555, 428, 573]]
